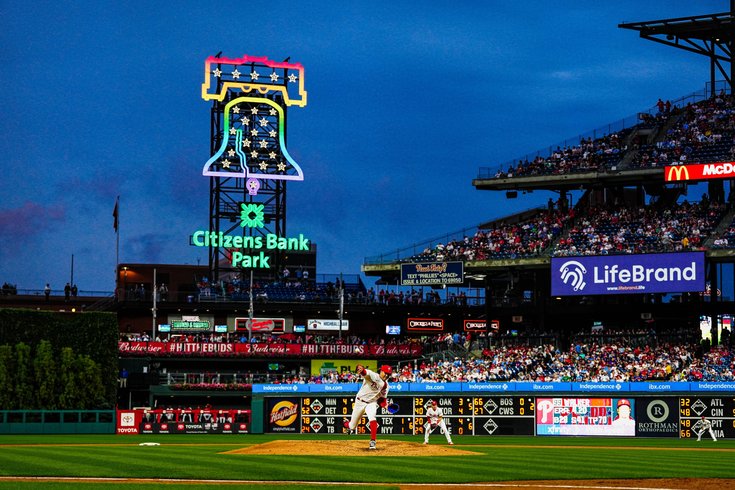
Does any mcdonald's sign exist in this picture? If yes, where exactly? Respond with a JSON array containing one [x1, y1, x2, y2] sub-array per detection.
[[665, 162, 735, 182]]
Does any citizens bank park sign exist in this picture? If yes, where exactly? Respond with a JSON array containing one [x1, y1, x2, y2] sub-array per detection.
[[551, 252, 704, 296], [664, 162, 735, 182]]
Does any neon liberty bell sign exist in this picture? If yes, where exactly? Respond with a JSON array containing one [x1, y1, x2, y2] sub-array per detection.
[[194, 55, 310, 268], [201, 54, 307, 194]]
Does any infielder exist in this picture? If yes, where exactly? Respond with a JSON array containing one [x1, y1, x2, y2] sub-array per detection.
[[695, 416, 717, 441], [344, 364, 391, 450], [424, 399, 453, 445]]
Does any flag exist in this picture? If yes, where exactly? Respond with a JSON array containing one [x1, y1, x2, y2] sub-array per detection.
[[113, 198, 119, 232]]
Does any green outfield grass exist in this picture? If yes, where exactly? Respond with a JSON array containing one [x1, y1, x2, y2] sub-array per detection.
[[0, 434, 732, 487]]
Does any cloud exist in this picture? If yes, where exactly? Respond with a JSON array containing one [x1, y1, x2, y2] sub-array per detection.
[[125, 233, 171, 263], [0, 201, 65, 243]]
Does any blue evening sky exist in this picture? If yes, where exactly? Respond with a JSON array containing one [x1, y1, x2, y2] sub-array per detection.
[[0, 1, 724, 292]]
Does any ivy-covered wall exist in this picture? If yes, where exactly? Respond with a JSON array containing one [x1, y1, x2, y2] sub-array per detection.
[[0, 309, 118, 408]]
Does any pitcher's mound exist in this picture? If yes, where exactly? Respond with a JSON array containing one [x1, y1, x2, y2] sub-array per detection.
[[224, 440, 479, 456]]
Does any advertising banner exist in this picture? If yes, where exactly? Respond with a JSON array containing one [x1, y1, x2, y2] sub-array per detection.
[[400, 261, 464, 286], [536, 397, 635, 436], [266, 398, 301, 433], [310, 359, 377, 377], [118, 408, 250, 434], [464, 320, 487, 331], [636, 398, 679, 437], [119, 342, 422, 358], [307, 319, 350, 331], [551, 252, 705, 296], [407, 318, 444, 331], [235, 317, 286, 333], [664, 162, 735, 182]]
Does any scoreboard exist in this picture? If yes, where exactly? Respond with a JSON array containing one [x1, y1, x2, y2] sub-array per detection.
[[297, 395, 535, 435], [267, 394, 735, 438], [678, 396, 735, 440]]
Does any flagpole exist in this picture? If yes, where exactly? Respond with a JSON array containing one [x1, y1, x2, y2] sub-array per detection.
[[114, 196, 120, 295]]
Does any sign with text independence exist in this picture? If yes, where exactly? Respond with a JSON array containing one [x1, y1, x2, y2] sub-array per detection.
[[551, 252, 704, 296]]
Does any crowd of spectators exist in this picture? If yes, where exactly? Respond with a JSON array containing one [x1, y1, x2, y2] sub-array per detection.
[[269, 341, 733, 384], [492, 131, 630, 179], [553, 199, 724, 256], [312, 332, 732, 383], [485, 93, 735, 177], [630, 93, 735, 169], [412, 207, 571, 263]]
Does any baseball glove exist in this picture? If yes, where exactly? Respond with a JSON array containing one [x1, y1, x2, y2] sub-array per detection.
[[386, 402, 400, 414], [378, 397, 387, 408]]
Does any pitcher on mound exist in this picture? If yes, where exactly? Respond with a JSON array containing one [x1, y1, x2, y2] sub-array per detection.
[[344, 364, 391, 450]]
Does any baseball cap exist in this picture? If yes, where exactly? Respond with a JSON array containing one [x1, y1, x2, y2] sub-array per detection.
[[380, 365, 393, 375], [431, 400, 438, 406], [617, 399, 631, 408]]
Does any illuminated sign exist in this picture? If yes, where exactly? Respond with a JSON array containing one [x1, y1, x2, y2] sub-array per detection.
[[235, 317, 285, 333], [307, 319, 350, 331], [191, 202, 310, 269], [171, 320, 210, 331], [664, 162, 735, 182], [201, 55, 306, 187], [551, 252, 704, 296], [400, 261, 463, 286], [407, 318, 444, 331], [463, 320, 486, 331]]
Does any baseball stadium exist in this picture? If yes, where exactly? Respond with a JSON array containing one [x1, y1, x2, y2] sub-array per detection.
[[2, 3, 735, 490]]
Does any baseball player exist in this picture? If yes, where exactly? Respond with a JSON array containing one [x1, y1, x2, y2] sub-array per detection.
[[424, 400, 453, 445], [344, 364, 391, 450], [695, 416, 717, 441]]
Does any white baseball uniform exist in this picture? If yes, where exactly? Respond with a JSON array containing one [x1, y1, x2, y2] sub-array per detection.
[[696, 418, 717, 441], [346, 368, 389, 431], [424, 405, 453, 444]]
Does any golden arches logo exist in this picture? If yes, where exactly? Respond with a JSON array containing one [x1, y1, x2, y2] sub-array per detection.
[[666, 165, 690, 182], [269, 400, 298, 426]]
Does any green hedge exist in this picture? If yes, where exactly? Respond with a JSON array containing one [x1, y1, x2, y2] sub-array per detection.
[[0, 309, 117, 408]]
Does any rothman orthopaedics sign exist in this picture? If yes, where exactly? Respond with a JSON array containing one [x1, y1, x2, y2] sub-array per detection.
[[551, 252, 705, 296]]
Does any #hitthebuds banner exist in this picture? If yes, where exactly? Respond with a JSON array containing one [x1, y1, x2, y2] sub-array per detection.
[[551, 252, 705, 296]]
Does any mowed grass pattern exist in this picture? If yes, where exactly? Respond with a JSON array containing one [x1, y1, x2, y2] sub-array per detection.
[[0, 434, 733, 484]]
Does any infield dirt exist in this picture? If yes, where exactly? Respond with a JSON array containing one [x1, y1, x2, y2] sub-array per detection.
[[224, 439, 478, 456]]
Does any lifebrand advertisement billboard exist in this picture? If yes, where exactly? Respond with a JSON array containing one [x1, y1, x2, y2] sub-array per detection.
[[551, 252, 705, 296]]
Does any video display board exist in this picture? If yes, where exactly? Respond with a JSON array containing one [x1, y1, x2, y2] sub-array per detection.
[[536, 397, 636, 436]]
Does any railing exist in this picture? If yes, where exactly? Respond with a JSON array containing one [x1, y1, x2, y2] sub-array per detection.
[[4, 289, 115, 298]]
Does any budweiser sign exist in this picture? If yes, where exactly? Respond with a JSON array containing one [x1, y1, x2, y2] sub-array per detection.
[[119, 342, 422, 357], [664, 162, 735, 182]]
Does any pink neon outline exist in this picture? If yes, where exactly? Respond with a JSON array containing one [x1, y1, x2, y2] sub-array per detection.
[[202, 55, 307, 107]]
